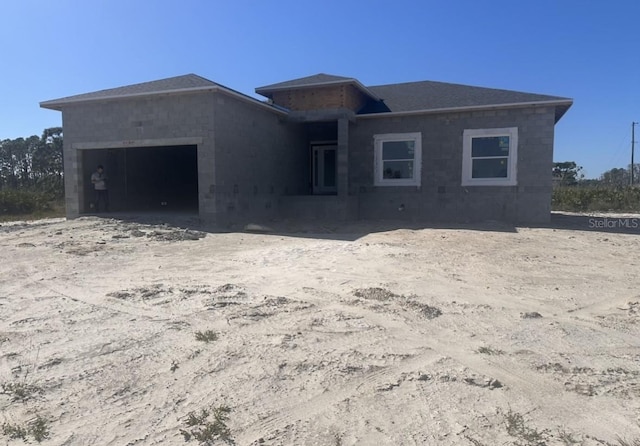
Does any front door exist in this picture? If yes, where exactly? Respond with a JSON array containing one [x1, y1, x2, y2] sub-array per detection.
[[312, 145, 337, 194]]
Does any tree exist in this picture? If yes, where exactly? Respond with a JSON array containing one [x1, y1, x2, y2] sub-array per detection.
[[33, 127, 63, 195], [600, 167, 628, 187], [600, 164, 640, 187], [0, 127, 63, 196], [552, 161, 583, 186]]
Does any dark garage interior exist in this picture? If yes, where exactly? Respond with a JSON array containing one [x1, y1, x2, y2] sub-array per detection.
[[81, 145, 198, 213]]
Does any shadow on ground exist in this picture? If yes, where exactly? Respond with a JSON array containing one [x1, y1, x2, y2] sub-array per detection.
[[81, 210, 640, 242]]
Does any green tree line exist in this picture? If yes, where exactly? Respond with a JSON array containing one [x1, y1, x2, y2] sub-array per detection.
[[0, 127, 63, 195], [552, 161, 640, 212], [553, 161, 640, 187], [0, 128, 63, 217]]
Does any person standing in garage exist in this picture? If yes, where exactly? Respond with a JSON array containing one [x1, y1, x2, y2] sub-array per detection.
[[91, 164, 109, 213]]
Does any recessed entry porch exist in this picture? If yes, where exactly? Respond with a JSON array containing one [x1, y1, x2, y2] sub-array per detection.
[[281, 119, 353, 220]]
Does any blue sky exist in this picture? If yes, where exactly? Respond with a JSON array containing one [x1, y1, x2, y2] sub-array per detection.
[[1, 0, 638, 178]]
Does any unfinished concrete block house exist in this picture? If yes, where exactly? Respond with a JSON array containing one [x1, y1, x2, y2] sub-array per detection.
[[40, 73, 572, 224]]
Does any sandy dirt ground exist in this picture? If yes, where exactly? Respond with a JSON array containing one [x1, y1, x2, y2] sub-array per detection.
[[1, 214, 639, 445]]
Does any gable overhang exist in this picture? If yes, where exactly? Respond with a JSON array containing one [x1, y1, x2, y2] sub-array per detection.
[[40, 85, 288, 116], [356, 99, 573, 124]]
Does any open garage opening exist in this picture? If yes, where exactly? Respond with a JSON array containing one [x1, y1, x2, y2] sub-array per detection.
[[81, 145, 199, 214]]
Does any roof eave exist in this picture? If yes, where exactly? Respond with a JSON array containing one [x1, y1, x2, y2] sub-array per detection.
[[356, 99, 574, 121], [40, 85, 289, 116], [39, 85, 219, 111], [554, 103, 572, 123]]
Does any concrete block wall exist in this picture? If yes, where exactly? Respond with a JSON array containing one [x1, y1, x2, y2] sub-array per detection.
[[211, 94, 307, 225], [61, 91, 216, 217], [59, 87, 558, 224], [349, 106, 557, 223]]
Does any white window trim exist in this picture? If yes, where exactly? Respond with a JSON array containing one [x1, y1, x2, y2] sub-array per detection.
[[373, 132, 422, 186], [462, 127, 518, 186]]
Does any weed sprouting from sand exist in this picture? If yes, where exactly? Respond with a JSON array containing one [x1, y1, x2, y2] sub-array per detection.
[[170, 360, 179, 373], [476, 346, 505, 355], [353, 287, 399, 301], [188, 349, 202, 359], [405, 301, 442, 319], [557, 429, 581, 445], [195, 330, 218, 343], [2, 422, 27, 440], [521, 312, 543, 319], [1, 381, 42, 402], [502, 408, 549, 446], [29, 416, 50, 443], [1, 415, 50, 443], [352, 287, 442, 319], [180, 405, 233, 444]]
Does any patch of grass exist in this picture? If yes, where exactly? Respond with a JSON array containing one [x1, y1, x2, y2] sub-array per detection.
[[195, 330, 218, 343], [521, 312, 543, 319], [0, 206, 65, 222], [0, 190, 63, 221], [476, 346, 505, 355], [557, 429, 581, 445], [552, 186, 640, 212], [1, 381, 42, 402], [353, 287, 399, 301], [29, 416, 50, 443], [502, 408, 549, 446], [1, 416, 50, 443], [180, 405, 233, 444], [1, 422, 27, 440], [406, 301, 442, 319]]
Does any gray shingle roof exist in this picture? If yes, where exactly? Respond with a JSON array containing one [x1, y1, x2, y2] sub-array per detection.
[[41, 72, 573, 122], [40, 74, 219, 109], [256, 73, 572, 121], [256, 73, 356, 92], [366, 80, 571, 112]]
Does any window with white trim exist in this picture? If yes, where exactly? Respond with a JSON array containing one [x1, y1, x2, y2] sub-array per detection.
[[462, 127, 518, 186], [374, 132, 422, 186]]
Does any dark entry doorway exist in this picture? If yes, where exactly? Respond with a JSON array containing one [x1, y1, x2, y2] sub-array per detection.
[[311, 145, 337, 194]]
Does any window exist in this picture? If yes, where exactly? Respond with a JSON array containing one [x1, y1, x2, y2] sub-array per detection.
[[462, 127, 518, 186], [374, 132, 422, 186]]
